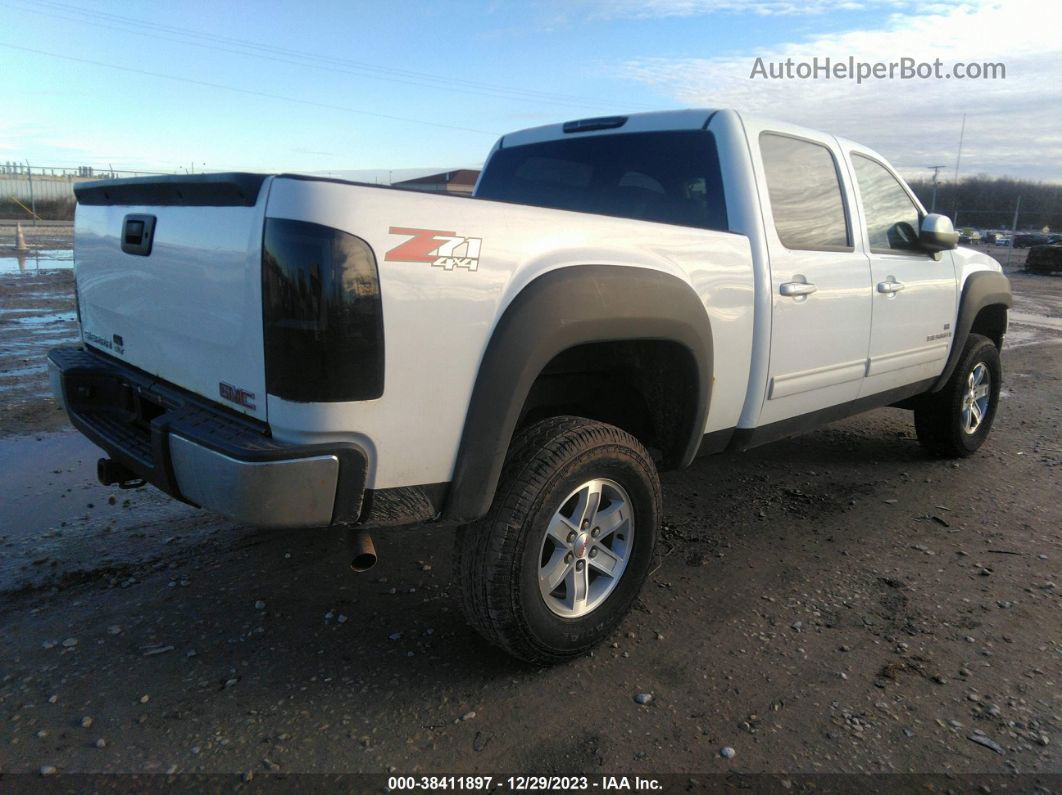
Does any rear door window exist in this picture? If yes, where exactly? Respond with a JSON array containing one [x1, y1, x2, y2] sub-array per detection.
[[475, 130, 728, 231], [759, 133, 851, 251]]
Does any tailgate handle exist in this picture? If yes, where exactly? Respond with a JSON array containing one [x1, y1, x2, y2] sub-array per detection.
[[121, 214, 156, 256]]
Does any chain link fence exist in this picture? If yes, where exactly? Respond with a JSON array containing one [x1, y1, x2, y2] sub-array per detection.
[[1, 163, 166, 221]]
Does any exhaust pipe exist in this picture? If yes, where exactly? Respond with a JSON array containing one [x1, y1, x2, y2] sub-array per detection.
[[347, 529, 377, 572]]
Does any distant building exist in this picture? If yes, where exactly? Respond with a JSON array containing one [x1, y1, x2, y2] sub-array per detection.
[[392, 169, 480, 194]]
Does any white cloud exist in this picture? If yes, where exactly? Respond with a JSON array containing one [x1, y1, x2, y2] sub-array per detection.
[[619, 0, 1062, 180]]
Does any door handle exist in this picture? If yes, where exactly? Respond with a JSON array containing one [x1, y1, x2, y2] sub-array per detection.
[[779, 281, 817, 297], [877, 278, 905, 294]]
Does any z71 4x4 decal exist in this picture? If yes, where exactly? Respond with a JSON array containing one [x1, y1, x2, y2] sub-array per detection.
[[385, 226, 483, 272]]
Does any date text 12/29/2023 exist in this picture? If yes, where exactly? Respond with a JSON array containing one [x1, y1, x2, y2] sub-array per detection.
[[387, 776, 664, 791]]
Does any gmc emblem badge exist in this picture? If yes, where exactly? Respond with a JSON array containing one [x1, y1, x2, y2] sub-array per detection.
[[219, 382, 256, 410]]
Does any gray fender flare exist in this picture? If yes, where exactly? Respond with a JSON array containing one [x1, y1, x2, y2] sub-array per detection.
[[444, 264, 713, 522], [932, 270, 1012, 392]]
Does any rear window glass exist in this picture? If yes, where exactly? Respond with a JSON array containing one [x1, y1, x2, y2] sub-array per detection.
[[475, 130, 728, 231]]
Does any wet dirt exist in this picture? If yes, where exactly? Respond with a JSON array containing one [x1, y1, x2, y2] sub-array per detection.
[[0, 268, 79, 436]]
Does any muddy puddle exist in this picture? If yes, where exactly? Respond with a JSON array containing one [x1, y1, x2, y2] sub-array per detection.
[[0, 431, 111, 532], [0, 248, 74, 274], [0, 268, 79, 414], [0, 429, 214, 595]]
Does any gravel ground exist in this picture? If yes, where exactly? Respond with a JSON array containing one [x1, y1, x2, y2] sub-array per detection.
[[0, 238, 1059, 783]]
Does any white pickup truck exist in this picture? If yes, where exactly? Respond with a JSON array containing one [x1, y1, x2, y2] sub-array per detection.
[[50, 109, 1011, 663]]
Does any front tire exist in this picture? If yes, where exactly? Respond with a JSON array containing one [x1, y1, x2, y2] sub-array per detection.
[[914, 333, 1001, 458], [454, 416, 661, 664]]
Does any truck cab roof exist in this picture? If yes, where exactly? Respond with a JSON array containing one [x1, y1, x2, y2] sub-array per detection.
[[498, 108, 723, 148]]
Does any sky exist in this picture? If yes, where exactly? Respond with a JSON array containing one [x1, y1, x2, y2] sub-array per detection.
[[1, 0, 1059, 182]]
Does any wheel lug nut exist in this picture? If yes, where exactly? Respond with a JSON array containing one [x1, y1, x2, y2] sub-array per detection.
[[576, 560, 585, 571], [565, 552, 573, 564], [591, 527, 599, 537], [589, 548, 598, 558]]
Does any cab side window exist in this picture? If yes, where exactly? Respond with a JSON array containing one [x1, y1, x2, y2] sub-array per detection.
[[852, 154, 923, 253], [759, 133, 851, 251]]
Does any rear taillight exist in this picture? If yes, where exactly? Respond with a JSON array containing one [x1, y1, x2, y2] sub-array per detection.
[[262, 219, 384, 402]]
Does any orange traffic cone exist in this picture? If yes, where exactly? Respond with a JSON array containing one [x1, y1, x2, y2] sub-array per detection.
[[15, 221, 29, 252]]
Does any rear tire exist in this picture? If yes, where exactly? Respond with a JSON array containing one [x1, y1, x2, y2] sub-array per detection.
[[454, 416, 660, 664], [914, 333, 1001, 458]]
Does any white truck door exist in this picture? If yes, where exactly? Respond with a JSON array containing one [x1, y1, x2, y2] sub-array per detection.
[[749, 126, 873, 426], [843, 150, 958, 397]]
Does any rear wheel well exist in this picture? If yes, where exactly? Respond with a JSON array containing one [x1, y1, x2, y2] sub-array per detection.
[[970, 303, 1008, 349], [515, 340, 698, 469]]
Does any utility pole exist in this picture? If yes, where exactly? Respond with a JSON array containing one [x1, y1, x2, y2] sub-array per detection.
[[952, 113, 966, 225], [928, 165, 946, 213], [1006, 195, 1021, 269], [25, 160, 37, 227]]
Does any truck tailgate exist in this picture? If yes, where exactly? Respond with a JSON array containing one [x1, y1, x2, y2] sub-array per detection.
[[73, 174, 270, 421]]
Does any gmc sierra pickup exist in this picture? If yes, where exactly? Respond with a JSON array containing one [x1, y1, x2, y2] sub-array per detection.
[[49, 109, 1012, 663]]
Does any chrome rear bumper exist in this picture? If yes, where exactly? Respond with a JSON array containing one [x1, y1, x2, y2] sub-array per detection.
[[47, 346, 367, 529], [168, 436, 340, 528]]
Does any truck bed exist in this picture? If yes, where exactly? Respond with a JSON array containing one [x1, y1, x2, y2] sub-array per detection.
[[73, 173, 755, 490]]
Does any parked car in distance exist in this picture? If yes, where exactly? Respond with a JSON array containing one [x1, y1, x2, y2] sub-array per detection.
[[1014, 233, 1049, 248], [1027, 243, 1062, 274], [49, 109, 1012, 663]]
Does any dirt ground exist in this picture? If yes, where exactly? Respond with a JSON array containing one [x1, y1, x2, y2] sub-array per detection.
[[0, 234, 1059, 786], [0, 223, 77, 437]]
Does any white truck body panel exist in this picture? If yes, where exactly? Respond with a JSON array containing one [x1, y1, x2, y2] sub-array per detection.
[[265, 177, 754, 488], [75, 196, 270, 421], [708, 110, 776, 430], [836, 137, 960, 398], [952, 245, 1008, 290], [737, 114, 875, 425]]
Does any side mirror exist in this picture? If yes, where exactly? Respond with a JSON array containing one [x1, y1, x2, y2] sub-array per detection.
[[919, 213, 959, 252]]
